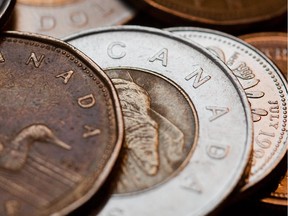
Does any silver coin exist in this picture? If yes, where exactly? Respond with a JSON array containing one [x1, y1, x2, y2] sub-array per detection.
[[65, 26, 253, 216], [166, 27, 288, 192], [8, 0, 135, 38]]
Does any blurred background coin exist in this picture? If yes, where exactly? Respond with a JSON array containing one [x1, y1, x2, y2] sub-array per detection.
[[6, 0, 135, 38], [240, 32, 288, 79], [0, 31, 123, 215], [128, 0, 287, 33], [65, 26, 253, 216], [0, 0, 15, 29], [167, 27, 288, 195]]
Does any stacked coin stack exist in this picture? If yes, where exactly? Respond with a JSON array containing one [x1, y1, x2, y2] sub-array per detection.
[[0, 1, 287, 216]]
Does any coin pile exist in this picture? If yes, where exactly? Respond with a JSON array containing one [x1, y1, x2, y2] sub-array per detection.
[[0, 1, 287, 216]]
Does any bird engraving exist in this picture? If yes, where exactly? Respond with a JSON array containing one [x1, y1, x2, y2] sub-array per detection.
[[0, 124, 71, 171]]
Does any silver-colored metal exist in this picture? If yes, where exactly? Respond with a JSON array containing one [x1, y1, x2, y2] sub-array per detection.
[[65, 26, 253, 216], [9, 0, 135, 38], [166, 27, 288, 192]]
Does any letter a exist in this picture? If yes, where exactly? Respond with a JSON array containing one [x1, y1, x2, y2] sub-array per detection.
[[0, 52, 5, 63], [149, 48, 168, 67], [56, 70, 74, 84], [206, 106, 229, 122]]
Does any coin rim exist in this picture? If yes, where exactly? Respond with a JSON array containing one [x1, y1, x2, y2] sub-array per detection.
[[65, 25, 254, 216]]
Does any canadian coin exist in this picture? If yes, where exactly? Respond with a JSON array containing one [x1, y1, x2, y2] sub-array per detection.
[[0, 31, 123, 215], [65, 26, 253, 216], [240, 32, 288, 79], [8, 0, 135, 38], [132, 0, 287, 26], [0, 0, 15, 28], [240, 32, 287, 207], [167, 27, 288, 192]]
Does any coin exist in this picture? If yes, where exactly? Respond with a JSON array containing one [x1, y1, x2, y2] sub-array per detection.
[[131, 0, 287, 26], [166, 27, 288, 193], [65, 26, 253, 216], [0, 31, 123, 215], [240, 32, 288, 79], [239, 32, 287, 208], [7, 0, 135, 38], [0, 0, 16, 29]]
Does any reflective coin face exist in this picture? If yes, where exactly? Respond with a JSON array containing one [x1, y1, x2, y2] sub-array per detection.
[[167, 27, 288, 192], [240, 32, 288, 79], [0, 0, 16, 28], [8, 0, 135, 38], [65, 26, 253, 216], [139, 0, 287, 25], [240, 32, 287, 207], [0, 31, 123, 216]]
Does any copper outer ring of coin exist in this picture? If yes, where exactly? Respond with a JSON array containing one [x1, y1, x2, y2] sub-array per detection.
[[2, 30, 124, 216], [165, 27, 288, 193], [65, 26, 253, 216], [0, 0, 16, 28]]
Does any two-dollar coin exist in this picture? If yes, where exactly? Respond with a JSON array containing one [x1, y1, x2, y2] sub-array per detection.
[[65, 26, 253, 216]]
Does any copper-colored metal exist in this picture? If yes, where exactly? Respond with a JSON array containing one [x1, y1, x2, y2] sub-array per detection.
[[0, 31, 123, 215], [135, 0, 287, 25], [240, 32, 287, 79]]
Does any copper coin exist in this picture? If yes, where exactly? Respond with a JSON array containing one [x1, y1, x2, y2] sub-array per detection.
[[7, 0, 135, 38], [240, 32, 288, 79], [134, 0, 287, 25], [0, 31, 123, 215], [0, 0, 15, 28]]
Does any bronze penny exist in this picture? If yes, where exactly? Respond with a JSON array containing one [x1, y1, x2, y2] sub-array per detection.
[[0, 31, 123, 215], [240, 32, 288, 79], [134, 0, 287, 25], [0, 0, 16, 28]]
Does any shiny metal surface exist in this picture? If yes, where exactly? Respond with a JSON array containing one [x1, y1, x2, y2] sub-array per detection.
[[8, 0, 135, 38], [167, 27, 288, 192], [0, 31, 123, 215], [65, 26, 253, 216]]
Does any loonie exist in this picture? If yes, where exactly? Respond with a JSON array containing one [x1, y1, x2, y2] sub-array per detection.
[[167, 27, 288, 193], [65, 26, 253, 216], [7, 0, 135, 38], [0, 0, 15, 28], [0, 31, 123, 215]]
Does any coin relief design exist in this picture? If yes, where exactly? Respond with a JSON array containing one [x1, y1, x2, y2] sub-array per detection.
[[65, 26, 253, 216], [107, 69, 197, 194], [9, 0, 135, 38], [0, 32, 123, 216], [167, 27, 288, 191]]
